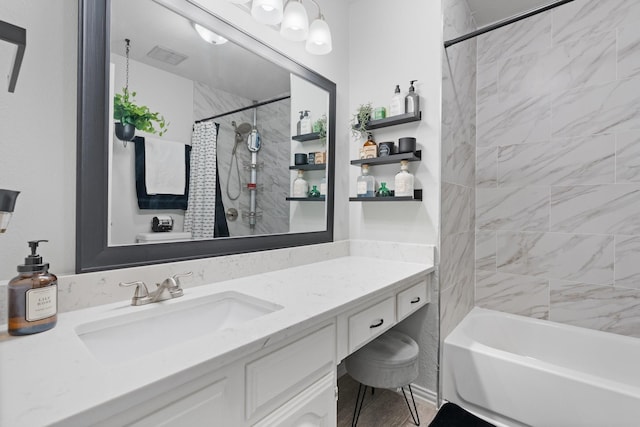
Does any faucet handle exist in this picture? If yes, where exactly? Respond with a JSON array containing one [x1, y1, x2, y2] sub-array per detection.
[[171, 272, 192, 286], [119, 281, 151, 306]]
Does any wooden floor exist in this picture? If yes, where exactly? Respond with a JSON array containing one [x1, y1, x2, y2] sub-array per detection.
[[337, 374, 438, 427]]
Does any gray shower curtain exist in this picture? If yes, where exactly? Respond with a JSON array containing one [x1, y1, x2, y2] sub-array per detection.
[[184, 121, 218, 239]]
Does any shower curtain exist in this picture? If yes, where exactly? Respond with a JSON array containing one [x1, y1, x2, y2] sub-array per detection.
[[184, 121, 218, 239]]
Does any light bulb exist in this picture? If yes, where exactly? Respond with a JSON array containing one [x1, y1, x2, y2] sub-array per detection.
[[305, 16, 332, 55], [251, 0, 284, 25], [280, 0, 309, 42]]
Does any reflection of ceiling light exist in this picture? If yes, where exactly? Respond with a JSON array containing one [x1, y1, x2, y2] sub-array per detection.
[[305, 15, 332, 55], [193, 23, 228, 45], [280, 0, 309, 42], [251, 0, 284, 25]]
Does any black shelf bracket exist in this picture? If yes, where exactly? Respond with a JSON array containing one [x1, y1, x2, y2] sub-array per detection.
[[0, 20, 26, 93], [286, 196, 326, 202], [351, 151, 421, 166], [354, 111, 422, 132], [289, 164, 327, 171], [292, 132, 323, 142], [349, 189, 422, 202]]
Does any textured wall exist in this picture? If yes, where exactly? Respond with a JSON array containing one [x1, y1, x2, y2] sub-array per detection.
[[475, 0, 640, 337], [440, 0, 477, 342]]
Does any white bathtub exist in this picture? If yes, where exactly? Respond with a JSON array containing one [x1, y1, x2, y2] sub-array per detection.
[[443, 307, 640, 427]]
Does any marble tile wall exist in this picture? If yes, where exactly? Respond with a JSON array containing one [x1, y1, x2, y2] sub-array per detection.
[[441, 0, 476, 341], [194, 82, 290, 237], [475, 0, 640, 337]]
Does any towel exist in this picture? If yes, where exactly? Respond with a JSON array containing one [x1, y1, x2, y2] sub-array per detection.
[[134, 137, 191, 210], [144, 137, 187, 195]]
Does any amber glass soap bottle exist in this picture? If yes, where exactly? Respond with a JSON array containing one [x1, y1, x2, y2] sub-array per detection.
[[8, 240, 58, 336]]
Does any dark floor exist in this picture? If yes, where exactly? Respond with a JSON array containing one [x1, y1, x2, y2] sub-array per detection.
[[337, 374, 438, 427]]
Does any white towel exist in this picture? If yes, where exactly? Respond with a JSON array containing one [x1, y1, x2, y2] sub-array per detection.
[[144, 137, 186, 195]]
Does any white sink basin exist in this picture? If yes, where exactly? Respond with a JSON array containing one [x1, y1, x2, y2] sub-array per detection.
[[76, 291, 282, 364]]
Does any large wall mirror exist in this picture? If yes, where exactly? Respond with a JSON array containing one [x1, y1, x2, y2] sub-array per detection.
[[77, 0, 336, 273]]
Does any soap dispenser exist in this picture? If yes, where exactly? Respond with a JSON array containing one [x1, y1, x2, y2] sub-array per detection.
[[405, 80, 419, 115], [389, 84, 404, 116], [296, 111, 304, 135], [394, 160, 415, 198], [8, 240, 58, 336], [301, 110, 312, 134]]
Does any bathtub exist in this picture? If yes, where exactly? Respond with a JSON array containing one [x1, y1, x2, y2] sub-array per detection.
[[443, 307, 640, 427]]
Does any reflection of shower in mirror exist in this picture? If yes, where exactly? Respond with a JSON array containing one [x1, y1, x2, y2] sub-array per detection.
[[247, 105, 262, 230]]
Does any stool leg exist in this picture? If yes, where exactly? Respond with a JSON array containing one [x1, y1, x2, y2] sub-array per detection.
[[401, 384, 420, 426], [351, 383, 367, 427]]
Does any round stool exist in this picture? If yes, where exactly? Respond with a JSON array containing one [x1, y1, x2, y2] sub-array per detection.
[[345, 330, 420, 426]]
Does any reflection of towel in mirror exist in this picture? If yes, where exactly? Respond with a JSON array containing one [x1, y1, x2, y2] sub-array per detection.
[[134, 137, 191, 210], [144, 137, 187, 195]]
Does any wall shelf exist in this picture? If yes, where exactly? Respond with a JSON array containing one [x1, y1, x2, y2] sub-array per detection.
[[292, 132, 322, 142], [289, 164, 326, 171], [286, 196, 326, 202], [354, 111, 421, 132], [349, 189, 422, 202], [350, 151, 421, 166]]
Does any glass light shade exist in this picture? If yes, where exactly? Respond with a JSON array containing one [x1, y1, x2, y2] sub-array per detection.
[[0, 211, 13, 233], [305, 17, 332, 55], [251, 0, 284, 25], [280, 0, 309, 41], [193, 23, 228, 45]]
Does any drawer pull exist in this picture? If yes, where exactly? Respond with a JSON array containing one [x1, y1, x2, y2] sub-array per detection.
[[369, 319, 384, 329], [410, 297, 421, 304]]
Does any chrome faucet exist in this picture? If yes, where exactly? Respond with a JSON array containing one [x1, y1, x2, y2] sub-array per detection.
[[119, 272, 192, 306]]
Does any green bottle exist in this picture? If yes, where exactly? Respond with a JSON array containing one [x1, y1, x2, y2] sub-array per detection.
[[376, 182, 392, 197], [309, 185, 321, 198]]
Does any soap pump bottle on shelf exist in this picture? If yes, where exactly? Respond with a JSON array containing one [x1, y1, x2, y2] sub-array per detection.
[[361, 132, 377, 159], [296, 111, 304, 135], [389, 84, 404, 116], [405, 80, 419, 114], [8, 240, 58, 336], [394, 160, 415, 198], [292, 169, 309, 197], [300, 110, 312, 134], [357, 164, 376, 197]]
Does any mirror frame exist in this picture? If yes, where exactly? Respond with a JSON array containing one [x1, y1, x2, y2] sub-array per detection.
[[76, 0, 336, 273]]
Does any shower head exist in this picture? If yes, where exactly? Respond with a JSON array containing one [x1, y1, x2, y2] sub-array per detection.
[[232, 121, 252, 135]]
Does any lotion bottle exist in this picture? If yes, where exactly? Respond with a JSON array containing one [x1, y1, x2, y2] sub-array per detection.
[[357, 164, 376, 197], [405, 80, 419, 114], [394, 160, 414, 198], [8, 240, 58, 336], [301, 110, 312, 134], [292, 169, 309, 197], [389, 85, 404, 116]]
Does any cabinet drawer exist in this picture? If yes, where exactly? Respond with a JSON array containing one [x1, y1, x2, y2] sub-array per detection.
[[246, 324, 335, 421], [348, 296, 395, 353], [397, 281, 428, 321]]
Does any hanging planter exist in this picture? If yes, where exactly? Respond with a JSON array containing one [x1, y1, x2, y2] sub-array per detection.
[[113, 39, 169, 144]]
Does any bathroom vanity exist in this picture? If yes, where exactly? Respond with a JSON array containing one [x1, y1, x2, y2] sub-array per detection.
[[0, 255, 433, 426]]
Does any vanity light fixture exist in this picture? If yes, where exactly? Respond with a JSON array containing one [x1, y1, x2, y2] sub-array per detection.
[[193, 23, 228, 45], [251, 0, 284, 25], [305, 10, 332, 55], [280, 0, 309, 42]]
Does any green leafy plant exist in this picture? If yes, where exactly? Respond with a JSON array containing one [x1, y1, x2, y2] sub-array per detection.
[[350, 102, 372, 139], [113, 87, 168, 136], [313, 114, 327, 143]]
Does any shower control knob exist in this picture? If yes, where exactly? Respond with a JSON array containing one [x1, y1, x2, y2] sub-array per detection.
[[226, 208, 238, 221]]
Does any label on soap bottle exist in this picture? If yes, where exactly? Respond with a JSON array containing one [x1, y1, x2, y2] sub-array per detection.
[[26, 285, 58, 321]]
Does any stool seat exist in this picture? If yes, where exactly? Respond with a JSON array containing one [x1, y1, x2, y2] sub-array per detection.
[[346, 330, 419, 389]]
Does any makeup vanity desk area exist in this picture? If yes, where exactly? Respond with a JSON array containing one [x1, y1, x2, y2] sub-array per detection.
[[0, 255, 434, 427]]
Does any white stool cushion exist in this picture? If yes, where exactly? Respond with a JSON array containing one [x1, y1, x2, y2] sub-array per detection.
[[346, 330, 419, 389]]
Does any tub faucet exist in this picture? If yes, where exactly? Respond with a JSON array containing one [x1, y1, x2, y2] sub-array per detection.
[[119, 272, 192, 306]]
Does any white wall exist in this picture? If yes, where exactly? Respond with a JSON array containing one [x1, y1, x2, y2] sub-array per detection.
[[109, 54, 194, 245], [347, 0, 443, 393], [0, 0, 77, 277]]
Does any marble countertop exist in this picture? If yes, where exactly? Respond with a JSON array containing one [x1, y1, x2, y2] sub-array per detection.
[[0, 255, 433, 427]]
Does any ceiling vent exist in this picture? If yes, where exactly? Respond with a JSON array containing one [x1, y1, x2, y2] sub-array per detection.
[[146, 45, 188, 66]]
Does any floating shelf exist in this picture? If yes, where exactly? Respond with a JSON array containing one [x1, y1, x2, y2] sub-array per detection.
[[292, 132, 322, 142], [354, 111, 421, 132], [349, 189, 422, 202], [350, 151, 421, 166], [286, 196, 326, 202], [289, 164, 326, 171]]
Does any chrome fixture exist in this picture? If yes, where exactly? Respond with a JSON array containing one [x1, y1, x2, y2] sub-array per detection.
[[119, 272, 192, 306]]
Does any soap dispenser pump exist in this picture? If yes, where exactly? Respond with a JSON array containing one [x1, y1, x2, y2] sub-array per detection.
[[8, 240, 58, 336], [389, 84, 404, 116], [405, 80, 419, 115], [296, 110, 304, 135]]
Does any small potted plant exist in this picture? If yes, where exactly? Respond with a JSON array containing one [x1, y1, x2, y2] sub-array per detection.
[[113, 87, 168, 141], [313, 114, 327, 144], [350, 102, 373, 139]]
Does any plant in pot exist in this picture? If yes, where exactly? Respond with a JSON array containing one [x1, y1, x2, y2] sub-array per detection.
[[113, 87, 168, 141], [350, 102, 372, 139], [313, 114, 327, 144]]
